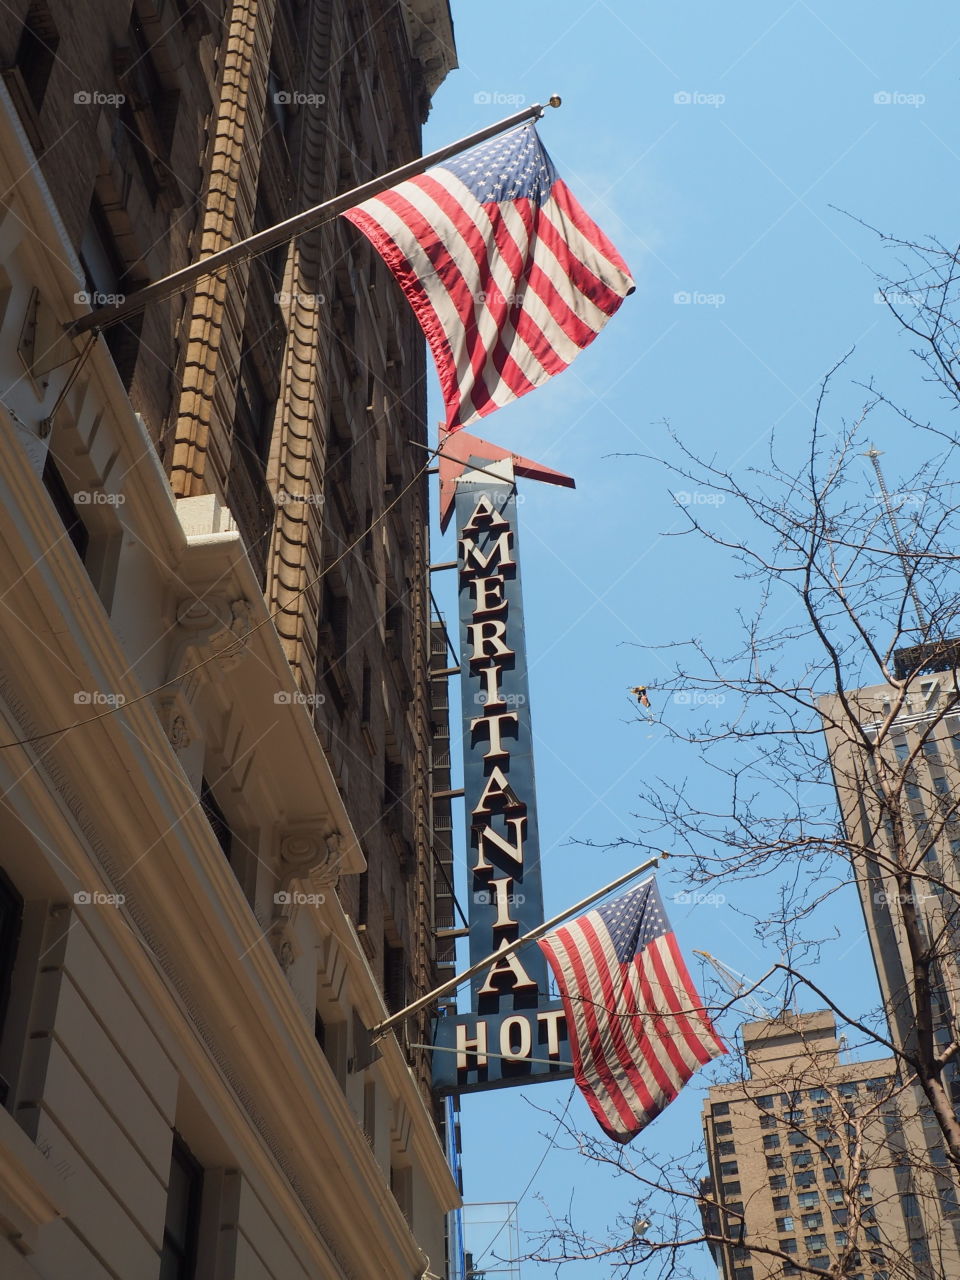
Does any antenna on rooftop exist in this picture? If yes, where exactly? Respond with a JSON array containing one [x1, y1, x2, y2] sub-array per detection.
[[864, 447, 928, 634], [694, 950, 778, 1022]]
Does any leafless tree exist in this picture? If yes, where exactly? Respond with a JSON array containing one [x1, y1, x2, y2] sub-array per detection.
[[517, 246, 960, 1277]]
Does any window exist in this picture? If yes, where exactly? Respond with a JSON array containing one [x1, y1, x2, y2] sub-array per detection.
[[780, 1238, 797, 1253], [795, 1170, 816, 1188], [785, 1108, 804, 1123], [788, 1130, 807, 1147], [719, 1161, 738, 1177], [199, 777, 232, 862], [813, 1105, 831, 1120], [815, 1125, 832, 1143], [767, 1155, 784, 1169], [805, 1233, 826, 1252], [822, 1145, 841, 1163], [772, 1195, 791, 1211], [383, 943, 406, 1015], [0, 870, 24, 1108], [826, 1188, 844, 1206], [792, 1152, 812, 1168], [760, 1114, 777, 1129], [934, 775, 949, 794], [15, 2, 59, 112], [838, 1082, 857, 1098], [798, 1192, 820, 1210], [769, 1175, 787, 1190], [893, 739, 908, 760], [776, 1216, 794, 1232], [732, 1270, 753, 1280], [42, 453, 90, 561], [831, 1209, 848, 1226], [712, 1100, 730, 1117], [802, 1212, 823, 1230], [717, 1140, 736, 1156], [763, 1134, 781, 1149], [722, 1181, 741, 1196], [160, 1135, 202, 1279], [755, 1094, 774, 1111]]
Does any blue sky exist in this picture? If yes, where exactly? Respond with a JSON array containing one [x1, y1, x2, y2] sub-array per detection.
[[423, 4, 959, 1274]]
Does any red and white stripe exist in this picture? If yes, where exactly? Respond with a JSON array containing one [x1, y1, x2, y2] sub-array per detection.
[[344, 167, 634, 431], [539, 912, 726, 1143]]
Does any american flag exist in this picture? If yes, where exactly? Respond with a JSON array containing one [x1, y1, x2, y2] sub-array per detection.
[[342, 122, 634, 432], [538, 879, 726, 1143]]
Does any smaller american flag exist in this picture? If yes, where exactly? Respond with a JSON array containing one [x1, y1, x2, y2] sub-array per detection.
[[342, 122, 634, 432], [539, 878, 726, 1143]]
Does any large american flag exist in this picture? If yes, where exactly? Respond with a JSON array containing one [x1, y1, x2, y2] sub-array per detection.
[[342, 122, 634, 432], [539, 879, 726, 1143]]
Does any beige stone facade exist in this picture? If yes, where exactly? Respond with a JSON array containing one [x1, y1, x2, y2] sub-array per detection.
[[701, 1012, 960, 1280], [0, 1, 460, 1276]]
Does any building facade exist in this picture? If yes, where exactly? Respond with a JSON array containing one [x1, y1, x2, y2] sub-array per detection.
[[819, 649, 960, 1267], [701, 1012, 959, 1280], [0, 1, 460, 1276]]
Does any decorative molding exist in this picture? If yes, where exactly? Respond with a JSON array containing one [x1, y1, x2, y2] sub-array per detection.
[[278, 825, 344, 889]]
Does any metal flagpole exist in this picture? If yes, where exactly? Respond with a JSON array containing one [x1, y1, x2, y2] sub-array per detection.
[[369, 855, 662, 1042], [68, 97, 562, 336]]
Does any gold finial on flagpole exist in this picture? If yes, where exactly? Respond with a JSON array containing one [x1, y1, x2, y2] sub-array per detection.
[[548, 94, 562, 108]]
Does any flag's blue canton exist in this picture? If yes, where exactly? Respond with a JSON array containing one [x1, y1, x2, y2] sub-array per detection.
[[442, 123, 558, 206], [595, 882, 669, 963]]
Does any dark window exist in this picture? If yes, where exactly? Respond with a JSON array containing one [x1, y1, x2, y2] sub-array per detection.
[[160, 1135, 202, 1279], [383, 943, 406, 1015], [360, 661, 372, 725], [314, 1010, 326, 1051], [42, 453, 89, 561], [769, 1175, 787, 1190], [772, 1195, 791, 1211], [713, 1102, 730, 1116], [764, 1134, 781, 1150], [0, 870, 24, 1107], [200, 778, 232, 862], [16, 2, 59, 111], [79, 199, 141, 386]]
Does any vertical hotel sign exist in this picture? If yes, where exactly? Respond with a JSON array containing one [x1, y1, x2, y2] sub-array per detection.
[[433, 439, 575, 1093]]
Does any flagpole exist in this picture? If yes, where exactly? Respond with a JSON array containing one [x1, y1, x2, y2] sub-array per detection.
[[68, 97, 562, 336], [369, 855, 662, 1043]]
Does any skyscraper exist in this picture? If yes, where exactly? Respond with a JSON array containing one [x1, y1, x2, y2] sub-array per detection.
[[0, 2, 460, 1275], [700, 1011, 959, 1280]]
